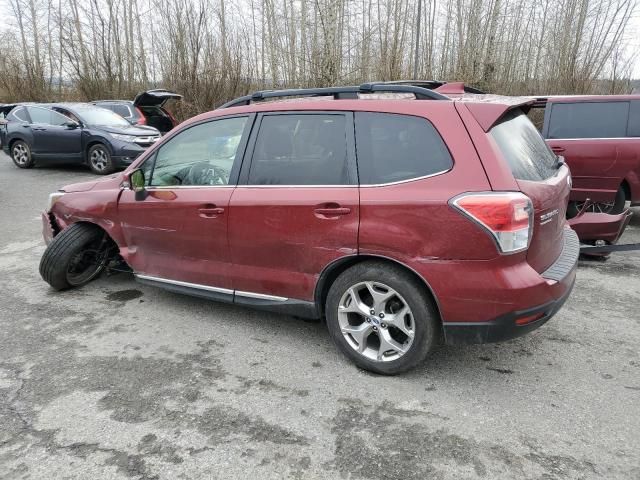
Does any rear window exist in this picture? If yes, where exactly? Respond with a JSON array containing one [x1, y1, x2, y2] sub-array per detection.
[[355, 112, 453, 185], [105, 104, 132, 118], [490, 109, 557, 181], [547, 101, 629, 139]]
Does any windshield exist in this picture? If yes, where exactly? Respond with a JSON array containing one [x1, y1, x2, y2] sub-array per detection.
[[490, 109, 558, 181], [75, 106, 130, 127]]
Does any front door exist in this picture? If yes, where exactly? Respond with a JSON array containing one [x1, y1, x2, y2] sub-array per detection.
[[228, 112, 359, 302], [117, 115, 252, 289]]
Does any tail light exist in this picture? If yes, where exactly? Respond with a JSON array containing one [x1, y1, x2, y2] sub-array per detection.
[[450, 192, 533, 254], [135, 107, 147, 125], [164, 108, 178, 127]]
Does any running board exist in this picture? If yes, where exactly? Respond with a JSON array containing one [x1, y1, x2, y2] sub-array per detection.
[[135, 274, 319, 319]]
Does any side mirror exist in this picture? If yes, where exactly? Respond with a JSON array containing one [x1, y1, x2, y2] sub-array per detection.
[[64, 121, 80, 129], [130, 169, 146, 193]]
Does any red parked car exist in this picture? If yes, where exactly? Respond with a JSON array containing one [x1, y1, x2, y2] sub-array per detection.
[[534, 95, 640, 215], [38, 83, 579, 374]]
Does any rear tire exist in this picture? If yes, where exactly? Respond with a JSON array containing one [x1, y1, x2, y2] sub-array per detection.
[[11, 141, 34, 169], [39, 223, 109, 290], [325, 261, 438, 375], [87, 144, 114, 175]]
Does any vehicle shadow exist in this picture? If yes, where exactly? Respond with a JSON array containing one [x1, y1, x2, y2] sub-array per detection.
[[96, 271, 559, 381]]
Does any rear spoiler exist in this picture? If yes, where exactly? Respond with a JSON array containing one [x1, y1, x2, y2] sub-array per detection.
[[432, 83, 536, 131], [456, 95, 536, 132]]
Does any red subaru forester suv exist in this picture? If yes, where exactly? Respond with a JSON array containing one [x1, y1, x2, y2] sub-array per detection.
[[39, 83, 579, 374]]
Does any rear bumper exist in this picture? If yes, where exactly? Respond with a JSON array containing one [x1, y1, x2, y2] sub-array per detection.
[[441, 228, 579, 345], [443, 281, 574, 344], [568, 210, 632, 244]]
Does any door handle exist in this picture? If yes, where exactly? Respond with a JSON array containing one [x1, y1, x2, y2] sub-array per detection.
[[314, 205, 351, 217], [198, 204, 225, 218], [551, 146, 565, 153]]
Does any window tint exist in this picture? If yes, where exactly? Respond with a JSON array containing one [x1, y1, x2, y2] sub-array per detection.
[[628, 101, 640, 137], [26, 107, 70, 126], [148, 117, 247, 187], [491, 109, 558, 181], [249, 114, 349, 185], [547, 101, 629, 139], [355, 112, 452, 184], [8, 107, 28, 122]]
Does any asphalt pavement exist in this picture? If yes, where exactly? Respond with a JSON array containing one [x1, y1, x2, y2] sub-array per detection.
[[0, 153, 639, 479]]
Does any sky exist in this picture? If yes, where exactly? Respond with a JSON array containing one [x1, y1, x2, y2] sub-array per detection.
[[0, 0, 639, 78]]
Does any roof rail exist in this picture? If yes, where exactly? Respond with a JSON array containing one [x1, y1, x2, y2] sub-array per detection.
[[218, 82, 450, 109]]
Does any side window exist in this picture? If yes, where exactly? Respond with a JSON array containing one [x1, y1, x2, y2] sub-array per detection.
[[248, 114, 349, 185], [8, 107, 28, 122], [26, 106, 70, 126], [147, 116, 248, 187], [547, 102, 630, 139], [355, 112, 453, 185], [53, 108, 81, 124], [628, 101, 640, 137]]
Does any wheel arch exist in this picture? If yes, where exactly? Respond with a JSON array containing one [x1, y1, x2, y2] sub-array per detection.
[[315, 255, 443, 324], [84, 139, 113, 162], [621, 178, 632, 202], [8, 136, 29, 150], [57, 219, 128, 266]]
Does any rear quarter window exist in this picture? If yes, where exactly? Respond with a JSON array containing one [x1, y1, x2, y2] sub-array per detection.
[[490, 109, 558, 181], [8, 107, 28, 122], [354, 112, 453, 185], [547, 101, 629, 139]]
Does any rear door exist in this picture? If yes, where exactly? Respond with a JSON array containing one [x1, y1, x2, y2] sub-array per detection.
[[227, 111, 359, 302], [25, 106, 82, 159], [490, 109, 570, 273], [117, 115, 252, 289], [543, 100, 631, 203]]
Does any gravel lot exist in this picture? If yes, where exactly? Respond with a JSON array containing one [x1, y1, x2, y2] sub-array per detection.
[[0, 153, 639, 480]]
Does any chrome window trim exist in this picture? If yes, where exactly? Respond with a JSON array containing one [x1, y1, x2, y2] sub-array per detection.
[[132, 168, 451, 190], [360, 168, 452, 187], [135, 274, 233, 295], [237, 168, 451, 188], [142, 185, 235, 190], [135, 274, 289, 302], [237, 184, 358, 189]]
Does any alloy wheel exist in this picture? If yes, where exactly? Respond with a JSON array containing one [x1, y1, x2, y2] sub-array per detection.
[[12, 144, 29, 165], [65, 238, 108, 286], [90, 148, 109, 172], [337, 281, 415, 362]]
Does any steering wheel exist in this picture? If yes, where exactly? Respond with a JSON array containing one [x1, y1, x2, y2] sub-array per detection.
[[185, 162, 229, 185]]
